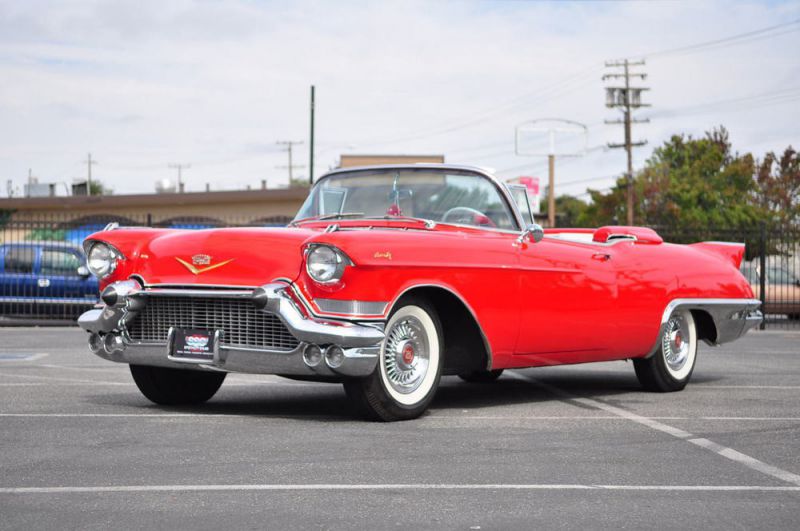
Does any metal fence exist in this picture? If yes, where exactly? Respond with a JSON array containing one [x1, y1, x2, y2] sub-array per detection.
[[655, 225, 799, 330], [0, 214, 797, 329], [0, 212, 292, 322]]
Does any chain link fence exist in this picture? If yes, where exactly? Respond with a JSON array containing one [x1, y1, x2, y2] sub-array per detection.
[[1, 213, 797, 329], [0, 212, 291, 323]]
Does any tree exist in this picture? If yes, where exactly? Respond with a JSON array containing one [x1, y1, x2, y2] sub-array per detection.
[[89, 180, 112, 196], [554, 194, 591, 228], [575, 128, 765, 235], [754, 146, 799, 229]]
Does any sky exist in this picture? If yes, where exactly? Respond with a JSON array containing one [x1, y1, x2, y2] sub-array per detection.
[[0, 0, 798, 201]]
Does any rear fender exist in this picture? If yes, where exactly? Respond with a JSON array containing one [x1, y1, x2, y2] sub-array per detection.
[[688, 242, 746, 269]]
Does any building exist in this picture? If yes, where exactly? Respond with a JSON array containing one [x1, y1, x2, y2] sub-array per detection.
[[339, 154, 444, 167], [0, 188, 309, 245]]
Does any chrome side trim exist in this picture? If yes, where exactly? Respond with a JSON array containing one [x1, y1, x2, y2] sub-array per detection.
[[315, 298, 388, 316], [646, 298, 762, 358], [285, 283, 386, 323]]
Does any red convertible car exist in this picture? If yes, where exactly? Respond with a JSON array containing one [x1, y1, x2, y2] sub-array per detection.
[[78, 164, 761, 421]]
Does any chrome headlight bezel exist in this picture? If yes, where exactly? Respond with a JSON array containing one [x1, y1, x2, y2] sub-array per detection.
[[85, 241, 123, 278], [305, 244, 352, 284]]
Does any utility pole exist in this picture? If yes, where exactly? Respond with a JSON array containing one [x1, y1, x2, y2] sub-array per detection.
[[84, 153, 98, 195], [515, 119, 587, 228], [276, 140, 305, 184], [309, 85, 316, 185], [168, 163, 191, 193], [603, 59, 649, 226]]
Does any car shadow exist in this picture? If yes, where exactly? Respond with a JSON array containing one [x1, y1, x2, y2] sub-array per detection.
[[84, 368, 729, 421]]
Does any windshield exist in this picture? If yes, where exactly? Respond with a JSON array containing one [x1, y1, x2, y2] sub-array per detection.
[[295, 168, 519, 230]]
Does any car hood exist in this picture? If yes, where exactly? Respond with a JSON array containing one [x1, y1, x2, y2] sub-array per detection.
[[89, 227, 314, 287]]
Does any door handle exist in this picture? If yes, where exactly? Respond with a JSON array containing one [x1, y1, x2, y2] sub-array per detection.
[[592, 253, 611, 262]]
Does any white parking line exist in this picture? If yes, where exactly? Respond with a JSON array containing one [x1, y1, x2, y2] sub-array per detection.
[[1, 413, 798, 422], [0, 372, 129, 386], [699, 385, 800, 389], [0, 483, 798, 495], [0, 353, 49, 362], [508, 371, 800, 487]]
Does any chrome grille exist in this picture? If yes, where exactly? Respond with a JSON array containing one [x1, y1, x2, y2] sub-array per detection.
[[126, 296, 299, 351]]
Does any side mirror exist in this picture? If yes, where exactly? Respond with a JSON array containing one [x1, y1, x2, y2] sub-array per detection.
[[517, 223, 544, 245], [77, 266, 91, 278]]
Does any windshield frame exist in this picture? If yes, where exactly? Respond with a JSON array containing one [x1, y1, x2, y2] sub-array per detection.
[[296, 164, 526, 232]]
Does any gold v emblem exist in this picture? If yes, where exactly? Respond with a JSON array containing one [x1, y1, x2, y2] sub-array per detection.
[[175, 257, 235, 275]]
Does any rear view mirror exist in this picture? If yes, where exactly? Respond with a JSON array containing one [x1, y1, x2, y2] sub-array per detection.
[[77, 266, 91, 278], [517, 223, 544, 244]]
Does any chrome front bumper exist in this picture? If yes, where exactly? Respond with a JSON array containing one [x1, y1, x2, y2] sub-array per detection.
[[77, 282, 384, 378]]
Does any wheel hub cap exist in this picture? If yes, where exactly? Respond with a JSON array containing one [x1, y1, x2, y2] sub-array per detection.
[[383, 317, 429, 394], [663, 316, 690, 371]]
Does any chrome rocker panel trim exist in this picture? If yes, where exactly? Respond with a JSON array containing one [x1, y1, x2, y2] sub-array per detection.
[[646, 298, 762, 358], [78, 282, 383, 377]]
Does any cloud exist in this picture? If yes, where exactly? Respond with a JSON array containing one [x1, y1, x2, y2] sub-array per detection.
[[0, 0, 798, 196]]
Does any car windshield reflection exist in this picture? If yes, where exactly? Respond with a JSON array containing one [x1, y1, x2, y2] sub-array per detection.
[[294, 168, 518, 230]]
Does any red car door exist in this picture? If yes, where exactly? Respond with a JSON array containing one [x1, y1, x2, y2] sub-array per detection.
[[512, 237, 619, 366]]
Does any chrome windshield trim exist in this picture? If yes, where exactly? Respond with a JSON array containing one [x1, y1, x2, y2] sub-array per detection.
[[309, 164, 526, 231]]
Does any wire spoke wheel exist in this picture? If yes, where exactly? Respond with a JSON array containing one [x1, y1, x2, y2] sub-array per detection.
[[634, 308, 697, 392], [662, 315, 691, 372], [343, 298, 443, 421], [383, 316, 430, 395]]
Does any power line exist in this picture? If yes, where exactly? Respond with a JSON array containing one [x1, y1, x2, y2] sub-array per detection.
[[641, 19, 800, 59], [356, 65, 604, 148], [647, 87, 800, 119]]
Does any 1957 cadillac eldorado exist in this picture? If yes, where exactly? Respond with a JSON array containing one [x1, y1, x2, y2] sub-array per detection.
[[78, 164, 762, 421]]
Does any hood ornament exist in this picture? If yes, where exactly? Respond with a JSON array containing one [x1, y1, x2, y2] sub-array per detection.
[[176, 255, 234, 275]]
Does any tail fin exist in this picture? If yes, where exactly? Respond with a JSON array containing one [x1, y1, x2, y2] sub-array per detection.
[[689, 242, 746, 268]]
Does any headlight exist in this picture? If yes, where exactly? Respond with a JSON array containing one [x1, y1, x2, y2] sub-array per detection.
[[306, 245, 351, 283], [86, 242, 120, 278]]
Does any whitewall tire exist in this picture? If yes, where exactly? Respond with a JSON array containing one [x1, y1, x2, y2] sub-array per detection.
[[344, 298, 443, 421], [634, 309, 698, 392]]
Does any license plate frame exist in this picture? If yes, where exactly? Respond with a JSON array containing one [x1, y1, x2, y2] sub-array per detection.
[[169, 328, 217, 362]]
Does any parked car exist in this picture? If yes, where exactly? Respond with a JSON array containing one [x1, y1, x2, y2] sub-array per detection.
[[741, 260, 800, 319], [0, 241, 99, 319], [77, 164, 761, 421]]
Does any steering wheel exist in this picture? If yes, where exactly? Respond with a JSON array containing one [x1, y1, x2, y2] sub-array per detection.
[[441, 207, 496, 228]]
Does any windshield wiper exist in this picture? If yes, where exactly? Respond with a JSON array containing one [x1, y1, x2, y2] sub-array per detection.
[[290, 212, 366, 227], [363, 215, 436, 229], [317, 212, 365, 221]]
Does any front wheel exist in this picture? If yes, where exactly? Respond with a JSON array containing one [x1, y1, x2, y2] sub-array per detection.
[[633, 309, 697, 392], [130, 365, 226, 405], [344, 298, 443, 421]]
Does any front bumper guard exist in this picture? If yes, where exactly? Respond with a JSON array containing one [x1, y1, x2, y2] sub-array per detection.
[[77, 282, 383, 378]]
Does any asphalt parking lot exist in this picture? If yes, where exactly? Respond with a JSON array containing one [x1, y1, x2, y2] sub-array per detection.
[[0, 327, 798, 530]]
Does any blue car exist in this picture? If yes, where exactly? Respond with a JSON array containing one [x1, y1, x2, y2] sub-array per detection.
[[0, 241, 99, 319]]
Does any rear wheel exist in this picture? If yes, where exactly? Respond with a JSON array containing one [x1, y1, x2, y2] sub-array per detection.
[[129, 365, 226, 405], [634, 309, 697, 392], [344, 298, 443, 421], [459, 369, 503, 383]]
